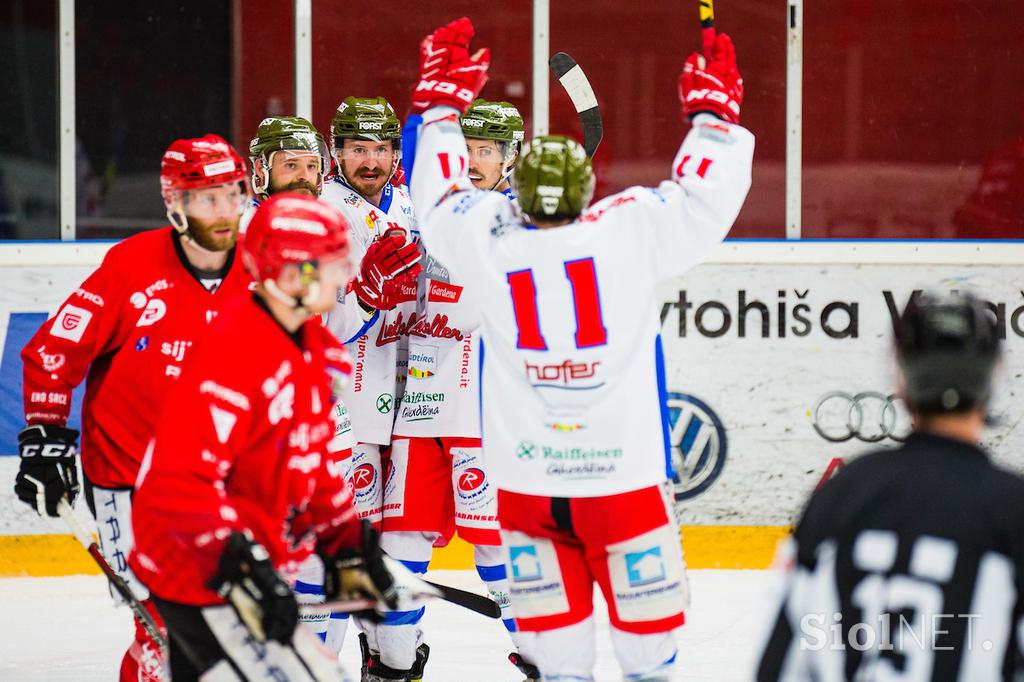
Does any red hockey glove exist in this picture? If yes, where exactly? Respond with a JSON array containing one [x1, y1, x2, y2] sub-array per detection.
[[411, 17, 490, 114], [352, 235, 422, 311], [679, 32, 743, 124]]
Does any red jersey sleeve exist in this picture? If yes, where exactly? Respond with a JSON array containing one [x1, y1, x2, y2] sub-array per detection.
[[20, 243, 138, 424]]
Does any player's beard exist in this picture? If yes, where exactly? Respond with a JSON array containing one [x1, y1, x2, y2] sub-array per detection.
[[344, 165, 390, 199], [269, 178, 319, 197], [186, 216, 239, 252]]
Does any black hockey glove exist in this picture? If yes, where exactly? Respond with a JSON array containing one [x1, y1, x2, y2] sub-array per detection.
[[14, 424, 80, 517], [208, 531, 298, 644], [321, 520, 400, 619]]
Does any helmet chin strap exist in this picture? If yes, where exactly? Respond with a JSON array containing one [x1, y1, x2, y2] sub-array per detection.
[[262, 278, 321, 316]]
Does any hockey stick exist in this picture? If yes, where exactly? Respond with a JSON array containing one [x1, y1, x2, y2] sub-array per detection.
[[548, 53, 603, 158], [301, 558, 501, 620], [57, 499, 168, 649], [699, 0, 716, 58]]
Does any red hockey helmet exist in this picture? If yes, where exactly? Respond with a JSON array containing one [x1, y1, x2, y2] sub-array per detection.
[[241, 192, 351, 285], [160, 134, 248, 203]]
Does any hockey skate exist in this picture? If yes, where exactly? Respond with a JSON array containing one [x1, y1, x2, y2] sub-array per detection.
[[359, 633, 430, 682], [508, 651, 540, 681]]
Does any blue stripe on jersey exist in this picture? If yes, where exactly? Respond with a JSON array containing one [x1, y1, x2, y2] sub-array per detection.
[[330, 612, 349, 621], [293, 580, 325, 595], [501, 187, 516, 201], [401, 114, 423, 197], [624, 651, 677, 679], [378, 181, 394, 213], [344, 309, 380, 344], [399, 558, 430, 575], [476, 563, 507, 582], [502, 617, 517, 633], [478, 338, 486, 440], [655, 334, 673, 480], [382, 606, 426, 626]]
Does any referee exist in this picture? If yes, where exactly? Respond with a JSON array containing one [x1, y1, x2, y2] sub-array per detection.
[[757, 290, 1024, 681]]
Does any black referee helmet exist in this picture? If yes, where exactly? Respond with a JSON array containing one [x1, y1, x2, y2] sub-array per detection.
[[895, 290, 1000, 414]]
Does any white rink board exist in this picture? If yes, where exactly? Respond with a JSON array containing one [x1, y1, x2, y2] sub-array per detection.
[[659, 264, 1024, 526], [0, 243, 1021, 533]]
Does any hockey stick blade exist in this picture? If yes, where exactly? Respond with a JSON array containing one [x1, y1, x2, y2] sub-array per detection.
[[58, 499, 168, 649], [424, 578, 502, 619], [549, 52, 604, 158], [302, 578, 501, 619]]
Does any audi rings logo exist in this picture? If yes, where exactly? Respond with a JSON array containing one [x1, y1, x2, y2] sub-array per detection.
[[666, 392, 727, 501], [812, 391, 912, 443]]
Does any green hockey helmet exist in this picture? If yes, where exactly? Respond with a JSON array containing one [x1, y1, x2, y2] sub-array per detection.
[[462, 99, 525, 163], [331, 96, 402, 146], [248, 116, 329, 195], [514, 135, 595, 221]]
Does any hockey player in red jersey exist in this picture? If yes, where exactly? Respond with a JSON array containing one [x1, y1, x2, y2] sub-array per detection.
[[129, 192, 402, 680], [406, 18, 752, 681], [14, 134, 252, 682]]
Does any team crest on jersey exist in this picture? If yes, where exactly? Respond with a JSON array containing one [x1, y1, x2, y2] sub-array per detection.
[[50, 304, 93, 343], [344, 194, 361, 206]]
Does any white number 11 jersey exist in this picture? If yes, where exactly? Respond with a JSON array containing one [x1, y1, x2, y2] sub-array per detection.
[[410, 108, 754, 498]]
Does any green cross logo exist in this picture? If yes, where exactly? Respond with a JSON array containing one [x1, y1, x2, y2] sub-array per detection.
[[516, 441, 537, 460], [376, 393, 393, 414]]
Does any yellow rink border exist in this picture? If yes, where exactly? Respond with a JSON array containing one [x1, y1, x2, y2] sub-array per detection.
[[0, 526, 791, 578]]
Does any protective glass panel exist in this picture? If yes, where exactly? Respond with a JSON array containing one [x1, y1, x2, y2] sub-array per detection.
[[0, 1, 58, 240], [550, 2, 786, 238], [803, 0, 1024, 238], [75, 1, 246, 239], [310, 0, 533, 185]]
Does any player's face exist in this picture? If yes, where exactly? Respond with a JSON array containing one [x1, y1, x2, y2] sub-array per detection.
[[182, 183, 245, 251], [466, 139, 506, 190], [336, 138, 395, 199], [305, 257, 352, 314], [267, 151, 322, 197]]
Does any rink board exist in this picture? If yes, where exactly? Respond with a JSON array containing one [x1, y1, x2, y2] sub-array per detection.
[[0, 242, 1021, 576]]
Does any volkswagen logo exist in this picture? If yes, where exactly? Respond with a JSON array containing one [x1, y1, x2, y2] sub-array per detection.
[[666, 392, 727, 502], [812, 391, 912, 443]]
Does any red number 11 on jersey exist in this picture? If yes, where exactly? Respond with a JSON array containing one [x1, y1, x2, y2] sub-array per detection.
[[507, 257, 608, 350]]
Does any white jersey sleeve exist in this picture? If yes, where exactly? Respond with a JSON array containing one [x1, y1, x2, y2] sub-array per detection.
[[581, 113, 753, 280], [320, 179, 419, 445]]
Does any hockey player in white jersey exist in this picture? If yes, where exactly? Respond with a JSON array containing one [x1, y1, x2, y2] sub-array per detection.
[[321, 95, 424, 675], [377, 99, 536, 680], [462, 99, 524, 197], [406, 18, 753, 681]]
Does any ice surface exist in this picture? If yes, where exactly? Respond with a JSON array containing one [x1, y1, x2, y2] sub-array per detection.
[[0, 569, 782, 681]]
